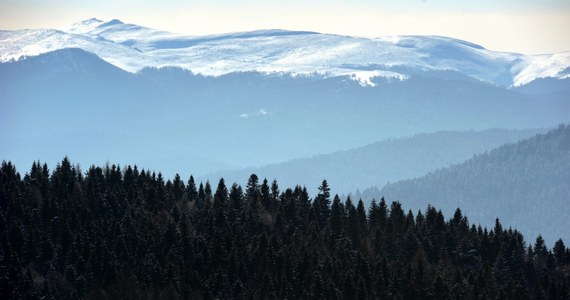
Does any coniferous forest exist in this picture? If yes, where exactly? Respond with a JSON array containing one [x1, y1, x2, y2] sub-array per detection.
[[1, 159, 569, 299]]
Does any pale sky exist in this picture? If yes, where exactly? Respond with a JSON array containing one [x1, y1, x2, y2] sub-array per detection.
[[1, 0, 569, 54]]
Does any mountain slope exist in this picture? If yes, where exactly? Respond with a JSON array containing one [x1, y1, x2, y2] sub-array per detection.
[[2, 49, 568, 179], [204, 128, 546, 194], [1, 18, 570, 86], [380, 125, 570, 244]]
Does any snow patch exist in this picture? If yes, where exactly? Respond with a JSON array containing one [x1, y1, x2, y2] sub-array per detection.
[[513, 52, 570, 86], [347, 70, 408, 87], [65, 18, 104, 34]]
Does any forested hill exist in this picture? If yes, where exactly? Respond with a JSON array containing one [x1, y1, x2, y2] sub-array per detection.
[[205, 128, 545, 195], [381, 124, 570, 245], [1, 159, 569, 299]]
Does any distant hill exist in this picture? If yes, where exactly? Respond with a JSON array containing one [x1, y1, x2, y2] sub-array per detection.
[[204, 128, 546, 195], [380, 125, 570, 244]]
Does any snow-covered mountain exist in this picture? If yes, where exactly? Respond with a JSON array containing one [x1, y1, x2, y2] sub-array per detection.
[[1, 18, 569, 178], [1, 18, 569, 87]]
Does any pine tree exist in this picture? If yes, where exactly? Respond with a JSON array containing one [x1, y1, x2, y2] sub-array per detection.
[[213, 178, 228, 228], [329, 195, 344, 239], [553, 239, 566, 266], [312, 180, 331, 229], [186, 176, 198, 202]]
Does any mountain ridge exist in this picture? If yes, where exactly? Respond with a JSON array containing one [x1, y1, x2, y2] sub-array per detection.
[[379, 125, 570, 244], [202, 128, 547, 195], [1, 18, 569, 87]]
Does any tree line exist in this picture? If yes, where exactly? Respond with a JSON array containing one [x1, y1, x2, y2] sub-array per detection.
[[1, 158, 569, 299]]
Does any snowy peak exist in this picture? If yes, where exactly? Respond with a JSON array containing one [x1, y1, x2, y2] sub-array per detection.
[[92, 19, 148, 34], [66, 18, 104, 34], [98, 19, 124, 27], [2, 18, 570, 87], [387, 35, 485, 51], [80, 17, 104, 25]]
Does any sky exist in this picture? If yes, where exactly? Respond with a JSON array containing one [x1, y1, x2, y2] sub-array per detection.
[[1, 0, 569, 54]]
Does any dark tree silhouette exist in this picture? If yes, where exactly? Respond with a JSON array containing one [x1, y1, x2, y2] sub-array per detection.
[[0, 158, 568, 299]]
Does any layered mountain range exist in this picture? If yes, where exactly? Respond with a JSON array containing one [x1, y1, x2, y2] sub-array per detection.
[[1, 17, 569, 247], [1, 15, 569, 293], [203, 128, 546, 195], [1, 18, 569, 185]]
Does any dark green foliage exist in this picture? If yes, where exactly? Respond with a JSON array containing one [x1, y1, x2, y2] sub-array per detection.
[[0, 159, 569, 299]]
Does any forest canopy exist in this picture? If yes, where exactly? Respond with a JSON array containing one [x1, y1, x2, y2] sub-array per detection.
[[1, 158, 569, 299]]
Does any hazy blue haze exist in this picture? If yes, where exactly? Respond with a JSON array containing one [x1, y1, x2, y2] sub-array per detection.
[[204, 128, 546, 195], [1, 48, 568, 179]]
